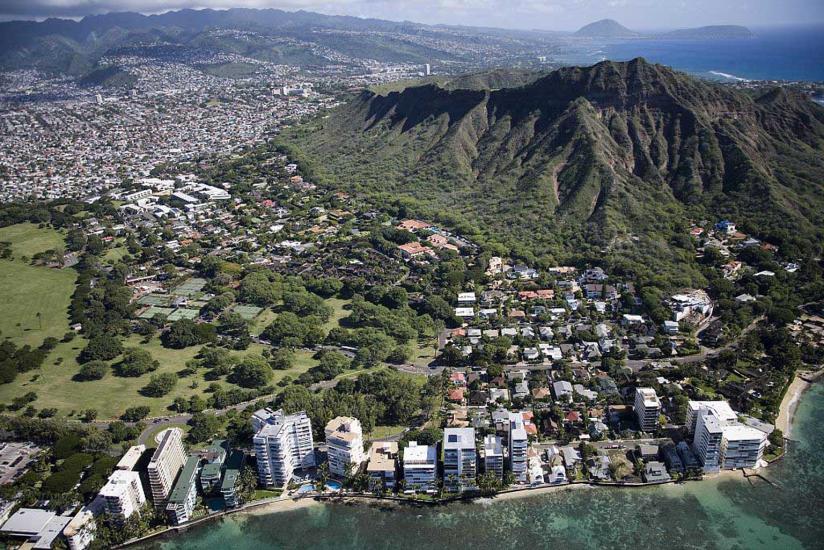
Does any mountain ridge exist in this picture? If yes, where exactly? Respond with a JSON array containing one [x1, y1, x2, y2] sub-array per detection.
[[281, 58, 824, 276], [573, 18, 753, 40]]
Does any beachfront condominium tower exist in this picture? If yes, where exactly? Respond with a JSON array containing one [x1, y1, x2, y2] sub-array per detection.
[[402, 441, 437, 493], [634, 387, 662, 433], [98, 470, 146, 523], [147, 428, 186, 507], [252, 408, 315, 488], [689, 401, 767, 472], [443, 427, 477, 492], [325, 416, 366, 478], [508, 413, 528, 483], [483, 435, 503, 479]]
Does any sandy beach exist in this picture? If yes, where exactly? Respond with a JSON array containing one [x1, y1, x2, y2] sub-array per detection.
[[239, 496, 321, 516], [776, 371, 822, 436]]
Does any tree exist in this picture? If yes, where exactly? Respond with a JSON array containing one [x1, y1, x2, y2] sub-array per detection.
[[238, 271, 281, 306], [476, 471, 502, 496], [76, 361, 108, 381], [80, 334, 123, 362], [262, 312, 324, 348], [231, 355, 273, 388], [162, 319, 216, 349], [282, 290, 332, 321], [269, 349, 294, 370], [117, 348, 158, 377], [141, 373, 177, 397], [769, 428, 784, 449], [188, 412, 223, 442], [121, 406, 150, 422]]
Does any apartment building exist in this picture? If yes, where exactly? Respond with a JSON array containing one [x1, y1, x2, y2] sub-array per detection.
[[689, 401, 768, 472], [366, 441, 398, 491], [148, 429, 187, 507], [443, 428, 477, 492], [165, 456, 200, 526], [483, 435, 503, 479], [634, 387, 662, 433], [99, 470, 146, 523], [508, 413, 528, 483], [325, 416, 366, 478], [252, 408, 315, 488], [402, 442, 437, 493]]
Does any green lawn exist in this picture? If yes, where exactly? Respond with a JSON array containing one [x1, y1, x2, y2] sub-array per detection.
[[0, 334, 320, 420], [103, 246, 129, 264], [366, 425, 406, 441], [0, 223, 65, 258], [0, 224, 75, 348], [323, 298, 350, 333]]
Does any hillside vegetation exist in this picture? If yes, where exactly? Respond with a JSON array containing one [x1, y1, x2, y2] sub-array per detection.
[[281, 58, 824, 286]]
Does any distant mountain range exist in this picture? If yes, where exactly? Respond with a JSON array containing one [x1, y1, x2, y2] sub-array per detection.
[[281, 58, 824, 270], [574, 19, 753, 40], [0, 9, 755, 79], [0, 8, 473, 76]]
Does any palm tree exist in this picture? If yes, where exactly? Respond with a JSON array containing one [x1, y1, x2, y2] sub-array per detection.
[[315, 462, 329, 493]]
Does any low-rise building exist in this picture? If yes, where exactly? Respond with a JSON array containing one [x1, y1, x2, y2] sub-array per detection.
[[366, 441, 398, 491]]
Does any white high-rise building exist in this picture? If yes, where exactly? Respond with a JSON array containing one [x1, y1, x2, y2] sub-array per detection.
[[483, 435, 503, 479], [689, 401, 767, 472], [425, 63, 431, 76], [147, 429, 186, 507], [443, 428, 477, 492], [253, 408, 315, 487], [508, 413, 528, 483], [634, 387, 661, 432], [325, 416, 366, 478], [98, 470, 146, 523], [402, 441, 437, 493]]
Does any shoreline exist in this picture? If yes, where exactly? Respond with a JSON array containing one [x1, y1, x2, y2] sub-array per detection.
[[123, 373, 822, 548], [776, 369, 824, 436]]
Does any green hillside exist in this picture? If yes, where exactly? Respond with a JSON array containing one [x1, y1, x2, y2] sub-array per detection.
[[280, 59, 824, 285]]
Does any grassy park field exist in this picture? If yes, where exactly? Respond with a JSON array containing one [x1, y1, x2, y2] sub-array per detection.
[[0, 333, 322, 419], [0, 223, 429, 420], [0, 224, 76, 348]]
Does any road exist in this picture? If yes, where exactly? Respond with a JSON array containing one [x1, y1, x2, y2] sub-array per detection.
[[626, 315, 764, 372]]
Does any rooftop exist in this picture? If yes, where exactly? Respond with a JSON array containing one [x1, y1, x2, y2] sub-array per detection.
[[167, 455, 200, 505]]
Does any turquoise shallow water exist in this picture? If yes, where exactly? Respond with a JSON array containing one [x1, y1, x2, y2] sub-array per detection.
[[143, 383, 824, 550]]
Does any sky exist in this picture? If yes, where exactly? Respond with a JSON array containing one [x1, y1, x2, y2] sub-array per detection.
[[1, 0, 823, 30]]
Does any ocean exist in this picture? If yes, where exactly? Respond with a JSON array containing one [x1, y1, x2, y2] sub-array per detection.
[[141, 382, 824, 550], [558, 24, 824, 83]]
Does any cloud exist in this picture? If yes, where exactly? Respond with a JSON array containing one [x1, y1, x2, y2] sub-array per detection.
[[1, 0, 822, 29]]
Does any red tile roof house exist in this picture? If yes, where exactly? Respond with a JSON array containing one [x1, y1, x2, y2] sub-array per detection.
[[398, 241, 434, 258], [450, 372, 467, 386], [396, 219, 432, 232], [565, 411, 581, 424], [447, 388, 466, 403]]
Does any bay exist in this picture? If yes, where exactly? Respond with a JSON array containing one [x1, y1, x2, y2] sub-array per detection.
[[557, 25, 824, 82]]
